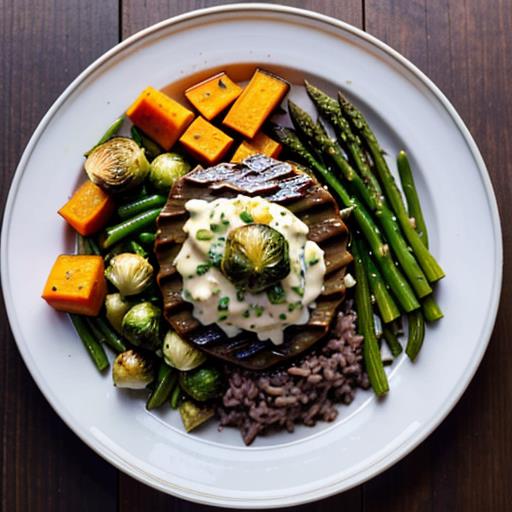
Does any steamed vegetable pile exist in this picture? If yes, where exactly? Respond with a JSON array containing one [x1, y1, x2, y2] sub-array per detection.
[[42, 66, 444, 436]]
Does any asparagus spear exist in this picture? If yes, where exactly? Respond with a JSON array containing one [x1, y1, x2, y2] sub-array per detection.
[[288, 100, 432, 298], [396, 150, 444, 322], [273, 125, 419, 312], [305, 81, 383, 203], [352, 235, 389, 396], [361, 246, 401, 323], [405, 310, 425, 361], [337, 91, 445, 283], [397, 150, 429, 247], [382, 326, 403, 358], [422, 295, 443, 322]]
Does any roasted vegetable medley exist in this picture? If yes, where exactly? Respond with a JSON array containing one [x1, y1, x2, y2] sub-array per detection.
[[41, 66, 444, 439]]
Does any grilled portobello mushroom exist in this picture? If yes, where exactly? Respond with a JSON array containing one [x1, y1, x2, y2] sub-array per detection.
[[155, 154, 352, 370]]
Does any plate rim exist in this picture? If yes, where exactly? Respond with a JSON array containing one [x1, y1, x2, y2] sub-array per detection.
[[0, 3, 503, 508]]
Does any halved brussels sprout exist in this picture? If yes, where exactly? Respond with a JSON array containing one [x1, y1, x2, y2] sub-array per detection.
[[221, 224, 290, 293], [179, 366, 223, 402], [104, 293, 132, 333], [121, 302, 161, 350], [112, 349, 154, 389], [84, 136, 150, 193], [163, 330, 206, 371], [179, 400, 214, 432], [149, 152, 191, 193], [105, 253, 153, 296]]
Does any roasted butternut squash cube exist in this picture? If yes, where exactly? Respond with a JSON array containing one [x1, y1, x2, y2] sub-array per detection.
[[179, 116, 233, 165], [230, 132, 282, 163], [58, 180, 115, 236], [223, 69, 290, 139], [126, 86, 194, 150], [42, 255, 107, 316], [185, 72, 243, 120]]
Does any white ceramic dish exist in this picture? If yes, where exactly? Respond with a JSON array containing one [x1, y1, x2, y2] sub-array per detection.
[[1, 4, 502, 509]]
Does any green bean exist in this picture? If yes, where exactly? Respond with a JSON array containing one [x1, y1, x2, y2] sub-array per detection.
[[131, 126, 162, 160], [69, 314, 109, 371], [93, 316, 126, 353], [170, 382, 182, 409], [352, 236, 389, 396], [76, 234, 91, 255], [146, 362, 178, 410], [87, 237, 101, 256], [382, 327, 403, 358], [405, 310, 426, 361], [102, 208, 162, 249], [85, 317, 107, 345], [84, 115, 125, 157], [117, 194, 167, 219], [130, 125, 143, 146], [128, 240, 148, 258], [138, 232, 156, 245]]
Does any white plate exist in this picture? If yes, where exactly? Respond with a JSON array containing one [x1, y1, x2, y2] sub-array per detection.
[[1, 4, 502, 509]]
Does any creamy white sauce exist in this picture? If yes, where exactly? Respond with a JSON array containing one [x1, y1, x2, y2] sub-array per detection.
[[174, 195, 326, 345]]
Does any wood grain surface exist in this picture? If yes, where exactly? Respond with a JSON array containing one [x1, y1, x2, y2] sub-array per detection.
[[1, 1, 511, 510]]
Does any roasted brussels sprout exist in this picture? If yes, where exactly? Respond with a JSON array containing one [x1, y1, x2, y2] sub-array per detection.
[[84, 136, 150, 193], [112, 349, 154, 389], [121, 302, 161, 350], [149, 152, 191, 192], [221, 224, 290, 293], [179, 366, 223, 402], [162, 330, 206, 371], [179, 400, 214, 432], [104, 293, 132, 333], [105, 253, 153, 296]]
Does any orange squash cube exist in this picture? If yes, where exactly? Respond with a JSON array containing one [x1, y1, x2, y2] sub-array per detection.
[[58, 180, 115, 236], [126, 86, 194, 150], [230, 132, 282, 163], [185, 72, 243, 120], [42, 255, 107, 316], [179, 116, 233, 165], [223, 69, 289, 139]]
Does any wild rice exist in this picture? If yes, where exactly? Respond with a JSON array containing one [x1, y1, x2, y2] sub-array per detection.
[[216, 307, 369, 445]]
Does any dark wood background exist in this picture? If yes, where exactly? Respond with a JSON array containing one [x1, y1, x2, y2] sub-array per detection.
[[1, 1, 511, 510]]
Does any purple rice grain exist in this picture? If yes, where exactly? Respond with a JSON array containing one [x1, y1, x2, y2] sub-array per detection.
[[217, 307, 369, 445]]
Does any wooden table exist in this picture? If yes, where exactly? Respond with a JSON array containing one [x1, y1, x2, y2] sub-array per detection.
[[1, 1, 511, 510]]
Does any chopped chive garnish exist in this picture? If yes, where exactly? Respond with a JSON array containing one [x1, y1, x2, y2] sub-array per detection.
[[308, 257, 320, 266], [183, 289, 193, 301], [240, 211, 254, 223], [292, 286, 304, 297], [219, 313, 228, 321], [196, 229, 213, 241], [236, 289, 245, 301], [279, 313, 287, 321], [288, 301, 301, 312], [218, 296, 230, 311], [266, 283, 286, 304], [253, 305, 264, 317], [196, 262, 211, 275], [242, 310, 250, 318], [208, 247, 222, 267]]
